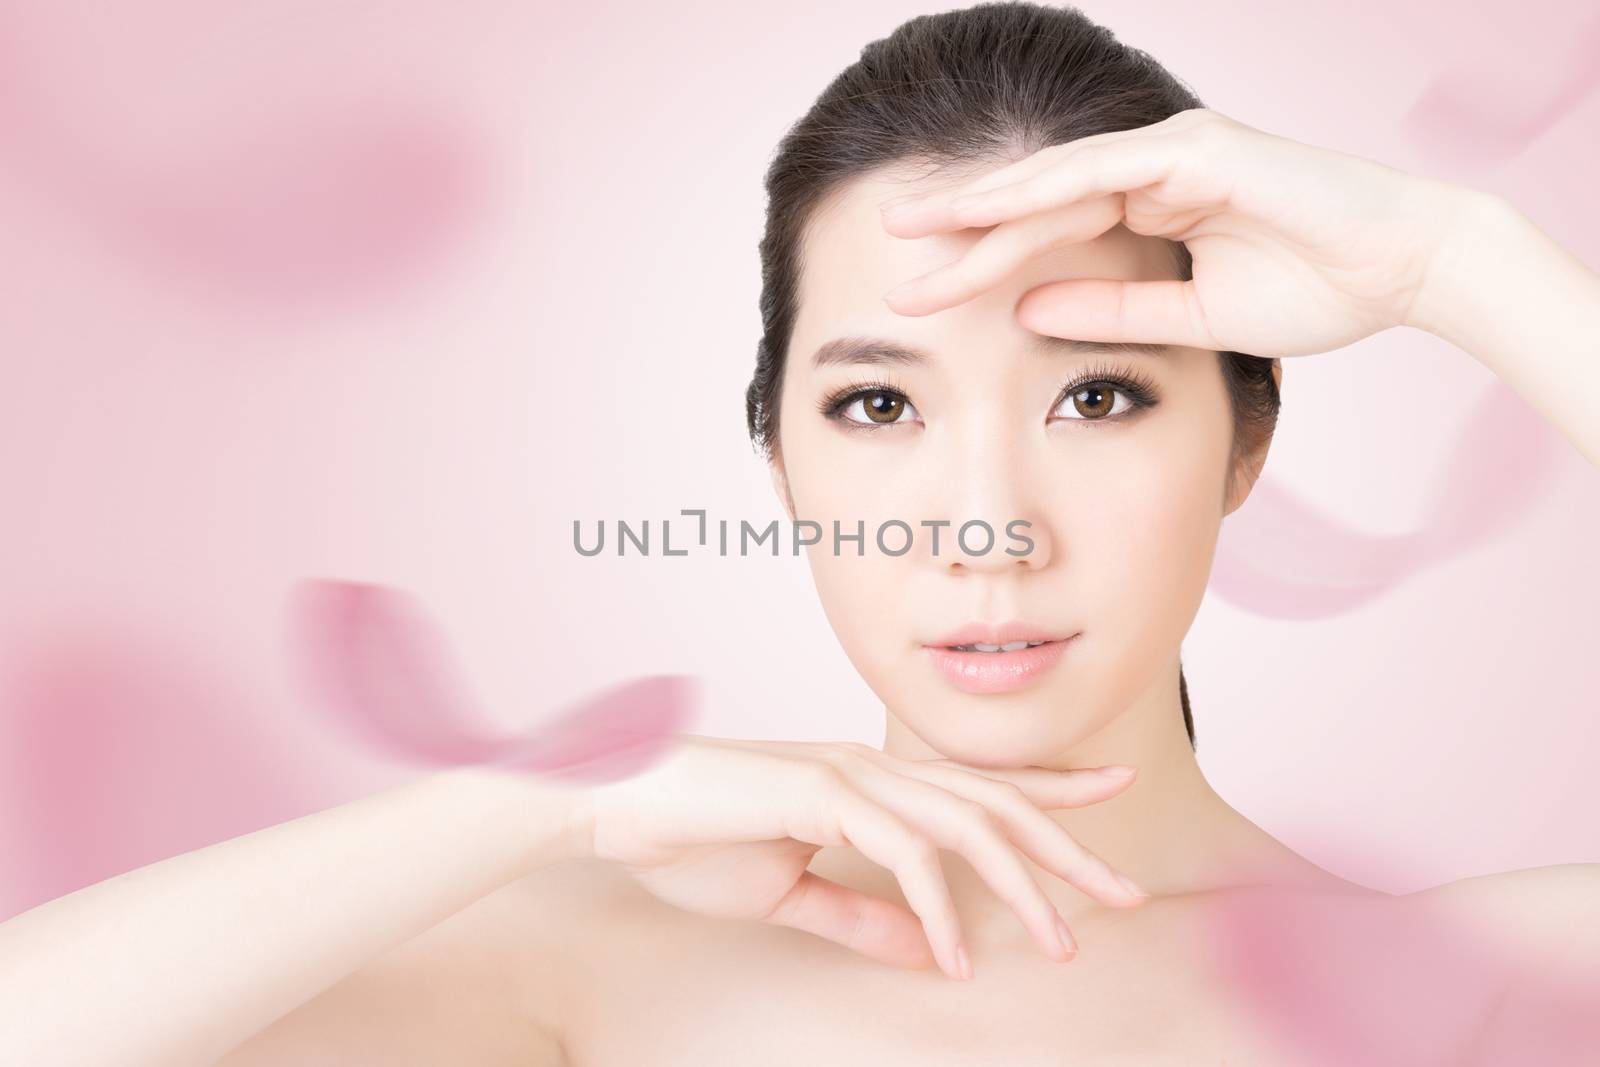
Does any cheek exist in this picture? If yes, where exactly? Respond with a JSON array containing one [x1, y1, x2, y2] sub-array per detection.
[[1067, 419, 1228, 676], [796, 539, 925, 728], [779, 428, 910, 677]]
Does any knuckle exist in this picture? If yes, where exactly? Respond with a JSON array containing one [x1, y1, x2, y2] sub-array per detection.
[[795, 759, 846, 792], [1198, 122, 1232, 153], [1190, 111, 1236, 150], [954, 797, 999, 838], [985, 780, 1030, 810], [812, 744, 882, 786]]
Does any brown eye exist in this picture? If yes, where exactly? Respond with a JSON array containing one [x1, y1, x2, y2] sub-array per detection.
[[1056, 383, 1132, 421], [837, 390, 920, 426], [864, 393, 904, 423]]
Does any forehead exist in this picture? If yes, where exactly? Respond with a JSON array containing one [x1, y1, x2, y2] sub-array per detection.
[[790, 164, 1181, 359]]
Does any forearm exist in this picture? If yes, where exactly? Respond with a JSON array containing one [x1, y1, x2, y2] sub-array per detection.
[[1408, 189, 1600, 468], [0, 765, 588, 1067]]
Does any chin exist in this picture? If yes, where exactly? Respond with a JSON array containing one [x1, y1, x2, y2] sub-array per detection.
[[904, 692, 1095, 769]]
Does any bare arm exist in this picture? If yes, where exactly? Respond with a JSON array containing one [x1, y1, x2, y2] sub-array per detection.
[[1407, 190, 1600, 469], [0, 765, 588, 1067]]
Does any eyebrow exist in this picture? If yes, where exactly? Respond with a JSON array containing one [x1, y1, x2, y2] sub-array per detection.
[[809, 334, 1170, 369]]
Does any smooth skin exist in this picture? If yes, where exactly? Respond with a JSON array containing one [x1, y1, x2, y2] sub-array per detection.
[[0, 744, 1146, 1065], [0, 108, 1596, 1066]]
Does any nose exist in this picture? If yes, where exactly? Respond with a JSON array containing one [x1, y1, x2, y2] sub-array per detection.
[[926, 422, 1054, 575]]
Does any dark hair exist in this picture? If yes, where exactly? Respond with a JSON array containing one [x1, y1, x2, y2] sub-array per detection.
[[745, 1, 1281, 750]]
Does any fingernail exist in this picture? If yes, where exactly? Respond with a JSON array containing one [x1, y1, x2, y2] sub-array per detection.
[[1054, 914, 1078, 959], [1097, 765, 1136, 778], [1116, 872, 1149, 899], [955, 943, 973, 980]]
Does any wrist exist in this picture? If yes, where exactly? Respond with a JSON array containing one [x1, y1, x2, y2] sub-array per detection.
[[1404, 185, 1527, 345], [430, 764, 596, 874]]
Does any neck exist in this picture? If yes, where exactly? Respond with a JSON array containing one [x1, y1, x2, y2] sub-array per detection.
[[879, 656, 1324, 924]]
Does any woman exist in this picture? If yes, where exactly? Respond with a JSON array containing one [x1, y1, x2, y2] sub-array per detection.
[[2, 3, 1596, 1064]]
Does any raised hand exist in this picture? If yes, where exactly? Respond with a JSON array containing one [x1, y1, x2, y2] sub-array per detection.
[[877, 107, 1491, 359]]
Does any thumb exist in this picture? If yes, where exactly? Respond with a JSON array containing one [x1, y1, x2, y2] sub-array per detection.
[[764, 871, 938, 972], [1016, 277, 1220, 351]]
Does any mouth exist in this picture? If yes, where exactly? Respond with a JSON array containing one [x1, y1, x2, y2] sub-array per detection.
[[942, 640, 1052, 653], [920, 633, 1077, 694]]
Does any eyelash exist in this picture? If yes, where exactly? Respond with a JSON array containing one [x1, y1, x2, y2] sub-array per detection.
[[816, 359, 1161, 433], [817, 372, 915, 434], [1055, 359, 1162, 422]]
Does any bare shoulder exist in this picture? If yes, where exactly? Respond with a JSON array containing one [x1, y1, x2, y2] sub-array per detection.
[[1413, 864, 1600, 1059], [1415, 863, 1600, 974]]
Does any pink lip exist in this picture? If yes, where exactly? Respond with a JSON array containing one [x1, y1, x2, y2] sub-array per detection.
[[922, 635, 1076, 694]]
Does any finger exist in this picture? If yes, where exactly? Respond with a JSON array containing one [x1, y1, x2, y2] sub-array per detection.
[[878, 144, 1068, 218], [879, 120, 1189, 236], [950, 135, 1187, 229], [1016, 276, 1222, 351], [917, 757, 1140, 808], [776, 766, 971, 980], [887, 130, 1188, 238], [877, 145, 1077, 225], [826, 744, 1143, 807], [851, 752, 1147, 907], [869, 756, 1149, 910], [834, 765, 1082, 962], [883, 194, 1124, 317], [762, 870, 939, 974]]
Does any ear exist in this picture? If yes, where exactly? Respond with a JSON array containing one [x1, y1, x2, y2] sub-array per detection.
[[768, 449, 797, 522], [1222, 359, 1282, 517]]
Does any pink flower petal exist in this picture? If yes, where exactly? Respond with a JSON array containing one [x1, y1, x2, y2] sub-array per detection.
[[289, 579, 696, 783], [1211, 382, 1566, 618], [1403, 13, 1600, 170]]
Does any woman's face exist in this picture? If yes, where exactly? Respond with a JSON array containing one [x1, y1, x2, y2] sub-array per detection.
[[772, 167, 1267, 768]]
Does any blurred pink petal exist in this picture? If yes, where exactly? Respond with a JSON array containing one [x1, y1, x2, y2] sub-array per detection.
[[0, 14, 490, 314], [1211, 478, 1417, 620], [1211, 381, 1565, 619], [111, 105, 490, 310], [0, 631, 331, 920], [1203, 882, 1599, 1064], [1414, 378, 1568, 559], [1403, 12, 1600, 170], [290, 579, 696, 783]]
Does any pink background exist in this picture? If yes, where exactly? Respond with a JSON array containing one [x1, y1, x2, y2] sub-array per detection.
[[2, 0, 1597, 921]]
